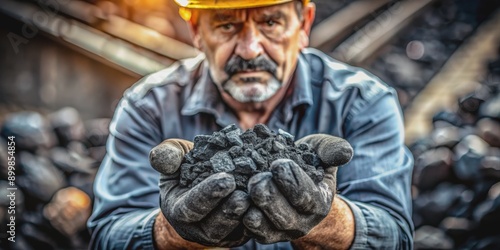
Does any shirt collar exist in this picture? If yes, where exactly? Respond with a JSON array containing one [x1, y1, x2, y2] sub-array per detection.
[[285, 52, 314, 117], [181, 52, 314, 125]]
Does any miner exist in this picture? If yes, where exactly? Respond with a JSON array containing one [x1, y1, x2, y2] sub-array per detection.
[[88, 0, 414, 249]]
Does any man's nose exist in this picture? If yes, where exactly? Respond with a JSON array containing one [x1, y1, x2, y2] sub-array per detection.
[[235, 24, 264, 60]]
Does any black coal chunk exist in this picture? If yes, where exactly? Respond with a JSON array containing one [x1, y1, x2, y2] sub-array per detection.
[[211, 151, 235, 172], [0, 111, 56, 152], [179, 124, 325, 192]]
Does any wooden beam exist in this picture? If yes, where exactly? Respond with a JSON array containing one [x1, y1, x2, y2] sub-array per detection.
[[310, 0, 392, 52], [0, 0, 172, 77], [99, 15, 200, 61], [333, 0, 436, 66]]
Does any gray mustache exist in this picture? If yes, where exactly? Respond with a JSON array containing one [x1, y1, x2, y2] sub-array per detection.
[[224, 55, 278, 77]]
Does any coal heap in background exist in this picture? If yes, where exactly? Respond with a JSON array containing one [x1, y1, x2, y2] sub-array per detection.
[[369, 0, 481, 110], [411, 54, 500, 249], [180, 124, 324, 192], [0, 107, 110, 250]]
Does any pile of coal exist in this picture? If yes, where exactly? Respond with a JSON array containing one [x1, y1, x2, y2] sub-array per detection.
[[180, 124, 324, 191], [0, 107, 110, 250], [410, 55, 500, 249]]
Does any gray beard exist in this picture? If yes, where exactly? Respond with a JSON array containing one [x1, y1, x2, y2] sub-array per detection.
[[222, 78, 282, 103]]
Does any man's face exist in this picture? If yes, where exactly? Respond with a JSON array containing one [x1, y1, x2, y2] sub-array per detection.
[[190, 2, 314, 103]]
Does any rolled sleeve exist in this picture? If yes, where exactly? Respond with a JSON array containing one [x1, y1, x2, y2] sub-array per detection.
[[90, 208, 159, 250], [341, 197, 412, 250]]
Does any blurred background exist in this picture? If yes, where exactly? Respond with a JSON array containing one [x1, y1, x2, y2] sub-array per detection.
[[1, 0, 500, 249]]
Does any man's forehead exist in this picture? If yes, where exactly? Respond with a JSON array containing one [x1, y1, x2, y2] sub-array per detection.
[[205, 2, 293, 20]]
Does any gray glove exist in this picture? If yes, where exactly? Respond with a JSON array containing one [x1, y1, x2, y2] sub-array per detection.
[[149, 139, 251, 247], [242, 134, 353, 243]]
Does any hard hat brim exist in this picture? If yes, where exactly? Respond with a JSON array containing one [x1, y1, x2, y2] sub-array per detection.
[[176, 0, 309, 21], [175, 0, 309, 9]]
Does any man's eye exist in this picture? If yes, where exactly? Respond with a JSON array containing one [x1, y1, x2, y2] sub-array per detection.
[[220, 23, 234, 31], [266, 20, 276, 27]]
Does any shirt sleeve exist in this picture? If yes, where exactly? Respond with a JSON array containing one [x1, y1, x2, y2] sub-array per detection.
[[337, 89, 414, 249], [87, 95, 163, 250]]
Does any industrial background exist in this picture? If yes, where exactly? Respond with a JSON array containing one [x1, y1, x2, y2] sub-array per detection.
[[1, 0, 500, 249]]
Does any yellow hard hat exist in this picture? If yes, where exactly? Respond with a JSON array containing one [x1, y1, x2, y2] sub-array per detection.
[[175, 0, 310, 20]]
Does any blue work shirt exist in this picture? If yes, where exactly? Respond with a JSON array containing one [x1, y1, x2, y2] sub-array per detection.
[[88, 48, 414, 249]]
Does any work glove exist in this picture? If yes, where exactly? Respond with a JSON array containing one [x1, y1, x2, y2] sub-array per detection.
[[243, 134, 353, 243], [149, 139, 251, 247]]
